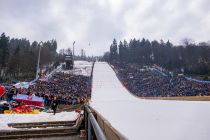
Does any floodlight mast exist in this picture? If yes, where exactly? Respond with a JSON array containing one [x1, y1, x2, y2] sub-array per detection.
[[36, 41, 43, 80]]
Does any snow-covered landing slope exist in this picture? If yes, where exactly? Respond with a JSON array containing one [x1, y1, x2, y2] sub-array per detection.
[[90, 62, 210, 140]]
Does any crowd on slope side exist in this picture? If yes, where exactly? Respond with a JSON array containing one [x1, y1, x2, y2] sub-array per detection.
[[115, 65, 210, 97], [3, 72, 90, 106], [33, 72, 90, 105]]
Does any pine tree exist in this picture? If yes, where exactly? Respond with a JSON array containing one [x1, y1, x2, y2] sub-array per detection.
[[0, 33, 9, 68]]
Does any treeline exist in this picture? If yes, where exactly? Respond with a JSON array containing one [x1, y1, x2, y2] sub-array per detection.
[[0, 33, 58, 82], [103, 38, 210, 75]]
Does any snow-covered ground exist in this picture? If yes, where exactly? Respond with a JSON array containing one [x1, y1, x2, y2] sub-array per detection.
[[90, 62, 210, 140], [0, 111, 79, 130], [61, 61, 92, 77]]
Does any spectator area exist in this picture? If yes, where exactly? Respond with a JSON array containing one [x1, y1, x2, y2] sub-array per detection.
[[115, 64, 210, 97]]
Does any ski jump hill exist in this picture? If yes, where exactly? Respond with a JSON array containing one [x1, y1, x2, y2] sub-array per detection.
[[90, 62, 210, 140]]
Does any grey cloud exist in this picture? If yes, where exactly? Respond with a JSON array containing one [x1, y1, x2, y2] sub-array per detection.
[[0, 0, 210, 55]]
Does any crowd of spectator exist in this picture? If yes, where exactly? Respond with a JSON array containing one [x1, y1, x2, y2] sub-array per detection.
[[115, 65, 210, 97], [2, 72, 90, 106], [32, 72, 90, 106]]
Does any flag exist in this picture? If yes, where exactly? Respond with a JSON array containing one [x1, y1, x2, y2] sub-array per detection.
[[0, 85, 5, 97], [14, 94, 43, 107], [73, 41, 75, 45]]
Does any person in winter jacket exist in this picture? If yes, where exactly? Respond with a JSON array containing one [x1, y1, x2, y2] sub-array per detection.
[[50, 96, 58, 115]]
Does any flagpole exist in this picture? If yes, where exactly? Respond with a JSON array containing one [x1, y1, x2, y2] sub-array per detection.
[[73, 41, 75, 66], [36, 41, 43, 80]]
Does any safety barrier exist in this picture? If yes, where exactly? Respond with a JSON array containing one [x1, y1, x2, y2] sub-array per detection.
[[84, 105, 107, 140]]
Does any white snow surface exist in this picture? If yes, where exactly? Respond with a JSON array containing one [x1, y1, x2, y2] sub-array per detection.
[[90, 62, 210, 140], [0, 111, 79, 130]]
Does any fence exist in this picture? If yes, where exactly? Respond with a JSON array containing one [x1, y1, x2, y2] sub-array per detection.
[[84, 105, 107, 140]]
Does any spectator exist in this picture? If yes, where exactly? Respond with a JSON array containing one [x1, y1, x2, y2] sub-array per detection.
[[50, 96, 58, 115], [115, 64, 210, 97], [7, 86, 16, 102], [11, 72, 91, 106]]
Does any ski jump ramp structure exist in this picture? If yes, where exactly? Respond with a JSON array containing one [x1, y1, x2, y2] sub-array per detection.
[[90, 62, 210, 140]]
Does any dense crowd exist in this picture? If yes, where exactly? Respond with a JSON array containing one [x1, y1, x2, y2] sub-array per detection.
[[2, 72, 90, 106], [32, 72, 90, 105], [116, 65, 210, 97]]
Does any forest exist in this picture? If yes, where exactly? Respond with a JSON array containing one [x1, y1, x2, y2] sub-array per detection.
[[104, 38, 210, 76], [0, 33, 61, 82]]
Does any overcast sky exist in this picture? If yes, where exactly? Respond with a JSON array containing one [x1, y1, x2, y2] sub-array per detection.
[[0, 0, 210, 56]]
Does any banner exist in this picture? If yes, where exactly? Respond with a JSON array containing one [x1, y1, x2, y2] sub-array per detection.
[[13, 94, 43, 107], [13, 82, 35, 89], [0, 85, 5, 97]]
